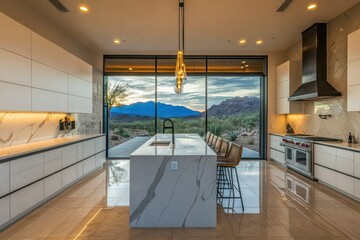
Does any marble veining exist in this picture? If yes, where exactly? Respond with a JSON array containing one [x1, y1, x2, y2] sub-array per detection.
[[130, 134, 217, 228], [130, 155, 172, 225]]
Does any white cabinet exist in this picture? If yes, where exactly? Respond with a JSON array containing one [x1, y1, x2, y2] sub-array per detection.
[[84, 156, 96, 174], [0, 196, 10, 226], [31, 32, 68, 72], [84, 139, 96, 158], [1, 136, 105, 229], [61, 165, 77, 188], [61, 144, 77, 168], [68, 95, 92, 113], [336, 172, 354, 195], [96, 136, 106, 152], [0, 162, 9, 197], [0, 49, 31, 86], [0, 82, 31, 111], [269, 135, 285, 165], [68, 53, 93, 82], [32, 88, 68, 112], [32, 61, 68, 93], [95, 152, 106, 167], [77, 162, 84, 178], [347, 28, 360, 111], [44, 149, 62, 175], [355, 153, 360, 178], [275, 61, 303, 114], [0, 12, 31, 58], [314, 165, 336, 187], [44, 172, 62, 198], [355, 179, 360, 199], [0, 12, 93, 113], [10, 153, 44, 191], [10, 180, 44, 218], [68, 75, 92, 98], [77, 142, 84, 161]]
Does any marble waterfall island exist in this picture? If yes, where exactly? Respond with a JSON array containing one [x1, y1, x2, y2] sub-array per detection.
[[129, 134, 217, 227]]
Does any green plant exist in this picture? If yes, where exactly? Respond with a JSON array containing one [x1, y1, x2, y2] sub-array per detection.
[[228, 131, 238, 141], [208, 123, 223, 136]]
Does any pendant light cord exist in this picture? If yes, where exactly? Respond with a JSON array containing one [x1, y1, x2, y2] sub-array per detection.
[[179, 0, 184, 52]]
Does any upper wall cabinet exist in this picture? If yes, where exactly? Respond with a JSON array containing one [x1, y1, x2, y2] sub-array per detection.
[[68, 54, 93, 83], [31, 33, 68, 73], [275, 61, 303, 114], [0, 12, 31, 58], [348, 28, 360, 111], [0, 12, 93, 113]]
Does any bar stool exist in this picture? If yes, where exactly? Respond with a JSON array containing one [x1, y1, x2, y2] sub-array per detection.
[[216, 143, 244, 212], [205, 132, 211, 142], [210, 135, 218, 149], [213, 137, 223, 154], [207, 133, 214, 145], [217, 140, 229, 159]]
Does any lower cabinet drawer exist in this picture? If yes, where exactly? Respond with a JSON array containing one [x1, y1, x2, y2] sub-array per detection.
[[0, 196, 10, 226], [77, 162, 84, 178], [10, 180, 44, 218], [270, 149, 285, 165], [44, 172, 62, 198], [315, 165, 336, 187], [355, 179, 360, 199], [336, 172, 354, 195], [95, 152, 106, 167], [61, 165, 77, 188], [84, 156, 96, 174]]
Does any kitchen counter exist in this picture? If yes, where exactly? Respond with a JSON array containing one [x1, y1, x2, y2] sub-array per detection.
[[269, 132, 360, 152], [129, 134, 217, 228], [0, 134, 105, 162]]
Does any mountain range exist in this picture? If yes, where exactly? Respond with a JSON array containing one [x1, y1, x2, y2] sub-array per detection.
[[110, 101, 201, 119], [110, 96, 260, 119]]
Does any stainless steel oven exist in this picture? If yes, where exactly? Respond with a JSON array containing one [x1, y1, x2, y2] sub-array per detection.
[[285, 146, 312, 176]]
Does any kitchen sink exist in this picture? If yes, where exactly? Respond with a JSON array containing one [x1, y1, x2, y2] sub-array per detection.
[[149, 141, 171, 146]]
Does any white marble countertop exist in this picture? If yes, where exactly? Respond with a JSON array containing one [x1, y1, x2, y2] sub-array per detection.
[[0, 134, 105, 162], [131, 134, 216, 156]]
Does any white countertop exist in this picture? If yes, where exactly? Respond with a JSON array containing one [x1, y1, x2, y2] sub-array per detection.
[[131, 134, 216, 156], [0, 134, 105, 162]]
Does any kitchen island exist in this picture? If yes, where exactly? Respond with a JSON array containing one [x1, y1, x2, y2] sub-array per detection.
[[129, 134, 217, 227]]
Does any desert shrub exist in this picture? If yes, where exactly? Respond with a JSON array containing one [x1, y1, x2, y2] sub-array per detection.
[[228, 131, 238, 141]]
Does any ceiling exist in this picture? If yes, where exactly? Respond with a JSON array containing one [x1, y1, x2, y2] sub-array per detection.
[[14, 0, 360, 55]]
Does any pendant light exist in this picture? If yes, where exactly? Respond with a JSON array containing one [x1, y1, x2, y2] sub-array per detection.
[[174, 0, 186, 94]]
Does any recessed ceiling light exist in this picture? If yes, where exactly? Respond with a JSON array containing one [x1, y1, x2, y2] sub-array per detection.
[[245, 65, 249, 67], [239, 39, 246, 45], [129, 68, 133, 71], [256, 40, 263, 45], [114, 39, 121, 44], [79, 6, 89, 13], [241, 66, 245, 69], [242, 61, 246, 64], [307, 3, 317, 10]]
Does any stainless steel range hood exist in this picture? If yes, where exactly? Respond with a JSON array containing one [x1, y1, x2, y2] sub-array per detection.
[[289, 23, 341, 101]]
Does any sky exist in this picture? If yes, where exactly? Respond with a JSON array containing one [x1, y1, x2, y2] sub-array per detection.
[[108, 75, 260, 112]]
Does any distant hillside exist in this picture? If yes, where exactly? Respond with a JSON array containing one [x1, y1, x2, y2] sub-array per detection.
[[110, 101, 201, 119], [206, 96, 260, 117]]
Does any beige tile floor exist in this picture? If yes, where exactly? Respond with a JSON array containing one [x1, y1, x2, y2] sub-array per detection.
[[2, 160, 360, 239]]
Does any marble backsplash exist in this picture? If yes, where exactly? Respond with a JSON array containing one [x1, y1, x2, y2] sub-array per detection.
[[284, 2, 360, 142], [0, 69, 103, 148]]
